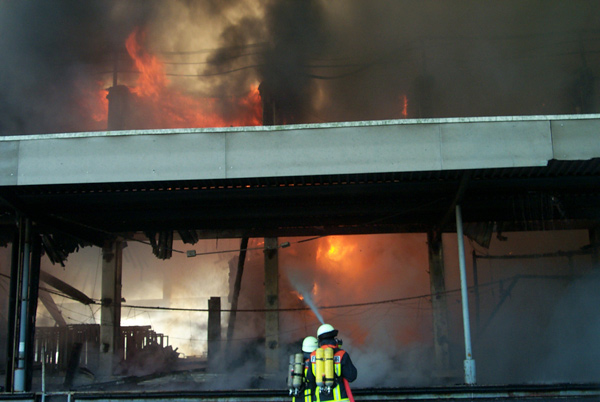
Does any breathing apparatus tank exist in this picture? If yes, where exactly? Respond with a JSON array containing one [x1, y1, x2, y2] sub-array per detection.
[[324, 347, 334, 389], [292, 353, 304, 390], [287, 354, 295, 394], [315, 347, 324, 388]]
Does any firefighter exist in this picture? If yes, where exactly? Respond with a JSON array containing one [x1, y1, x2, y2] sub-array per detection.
[[307, 324, 357, 402], [290, 336, 318, 402]]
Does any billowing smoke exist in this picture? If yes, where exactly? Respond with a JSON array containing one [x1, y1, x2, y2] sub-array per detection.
[[1, 1, 598, 135], [0, 0, 157, 135]]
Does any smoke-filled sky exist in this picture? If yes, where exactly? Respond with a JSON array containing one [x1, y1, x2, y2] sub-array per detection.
[[0, 0, 598, 135]]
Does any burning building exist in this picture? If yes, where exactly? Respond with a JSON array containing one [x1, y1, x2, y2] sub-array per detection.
[[1, 1, 600, 401]]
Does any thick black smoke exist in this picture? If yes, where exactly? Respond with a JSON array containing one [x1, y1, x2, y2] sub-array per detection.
[[258, 0, 327, 123], [1, 1, 599, 134], [0, 0, 158, 135], [205, 0, 600, 123]]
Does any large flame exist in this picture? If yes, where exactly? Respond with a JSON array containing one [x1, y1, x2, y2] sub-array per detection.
[[124, 29, 261, 129], [91, 28, 262, 130], [289, 234, 430, 346]]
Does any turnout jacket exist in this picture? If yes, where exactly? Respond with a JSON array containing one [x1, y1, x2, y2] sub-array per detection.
[[306, 341, 357, 402]]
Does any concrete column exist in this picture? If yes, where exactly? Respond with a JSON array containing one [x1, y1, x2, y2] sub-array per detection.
[[264, 237, 279, 373], [207, 296, 222, 371], [10, 221, 41, 392], [227, 237, 249, 345], [13, 219, 31, 392], [24, 234, 42, 391], [427, 230, 450, 372], [99, 240, 123, 377], [5, 229, 21, 392]]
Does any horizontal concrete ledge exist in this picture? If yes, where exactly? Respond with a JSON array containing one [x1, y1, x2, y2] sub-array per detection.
[[1, 113, 599, 142], [0, 115, 598, 186]]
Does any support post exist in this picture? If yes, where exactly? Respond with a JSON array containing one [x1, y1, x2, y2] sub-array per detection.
[[25, 233, 42, 391], [456, 205, 476, 385], [264, 237, 279, 373], [427, 230, 450, 373], [13, 219, 31, 392], [99, 240, 123, 378], [5, 228, 20, 392], [227, 237, 249, 344], [207, 296, 222, 371]]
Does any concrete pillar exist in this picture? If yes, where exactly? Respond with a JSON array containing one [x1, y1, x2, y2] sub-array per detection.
[[207, 296, 222, 371], [264, 237, 279, 373], [99, 240, 123, 377], [427, 230, 450, 372], [227, 237, 249, 345], [13, 219, 32, 392], [24, 234, 42, 391], [10, 220, 41, 392], [5, 230, 21, 392]]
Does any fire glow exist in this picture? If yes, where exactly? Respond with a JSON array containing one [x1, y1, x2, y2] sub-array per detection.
[[317, 236, 357, 263], [283, 234, 431, 347], [400, 94, 408, 118], [93, 28, 262, 130]]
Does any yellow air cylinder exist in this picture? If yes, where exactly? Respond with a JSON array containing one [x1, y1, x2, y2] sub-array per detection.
[[324, 347, 334, 387], [293, 353, 304, 389], [315, 348, 324, 387]]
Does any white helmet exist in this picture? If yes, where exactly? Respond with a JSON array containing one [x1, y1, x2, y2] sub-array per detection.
[[302, 336, 318, 353], [317, 323, 338, 340]]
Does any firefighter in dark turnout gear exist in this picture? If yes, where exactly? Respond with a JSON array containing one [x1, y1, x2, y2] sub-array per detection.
[[307, 324, 357, 402], [290, 336, 318, 402]]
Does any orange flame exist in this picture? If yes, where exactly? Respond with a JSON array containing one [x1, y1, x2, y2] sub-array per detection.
[[317, 236, 357, 263], [126, 30, 168, 99], [110, 28, 262, 129], [400, 94, 408, 118]]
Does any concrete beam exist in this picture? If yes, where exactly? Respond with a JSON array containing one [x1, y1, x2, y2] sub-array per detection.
[[1, 115, 598, 187]]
